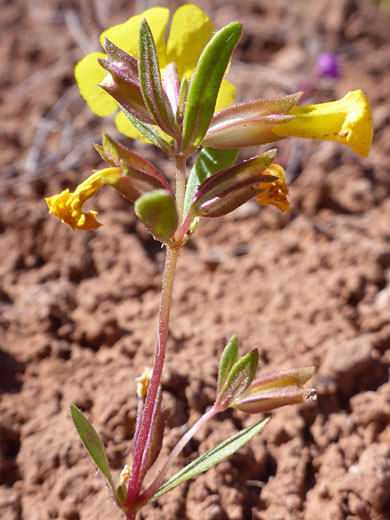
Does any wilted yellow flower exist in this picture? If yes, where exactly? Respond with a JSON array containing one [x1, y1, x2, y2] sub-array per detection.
[[45, 168, 121, 230], [135, 367, 153, 398], [256, 164, 290, 212], [119, 464, 131, 487], [75, 4, 236, 141], [273, 90, 373, 158]]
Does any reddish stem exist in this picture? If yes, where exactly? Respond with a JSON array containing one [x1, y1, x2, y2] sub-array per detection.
[[125, 154, 186, 514], [126, 245, 179, 506]]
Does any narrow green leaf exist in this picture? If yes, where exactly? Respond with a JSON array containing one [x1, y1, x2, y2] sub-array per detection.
[[183, 147, 238, 234], [134, 189, 178, 243], [150, 417, 270, 500], [69, 404, 115, 492], [138, 19, 176, 136], [217, 335, 239, 396], [219, 349, 259, 407], [120, 106, 173, 155], [181, 22, 242, 153]]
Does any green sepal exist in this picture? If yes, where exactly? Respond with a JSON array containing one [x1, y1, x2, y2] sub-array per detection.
[[138, 19, 177, 136], [134, 189, 178, 243], [217, 335, 239, 396], [120, 106, 173, 155], [183, 147, 239, 235], [218, 349, 259, 409], [181, 22, 242, 154], [150, 417, 270, 501], [69, 404, 115, 493]]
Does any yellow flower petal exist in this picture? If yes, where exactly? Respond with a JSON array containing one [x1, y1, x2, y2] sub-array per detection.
[[215, 80, 236, 113], [256, 164, 290, 212], [272, 90, 373, 158], [100, 7, 170, 67], [45, 168, 121, 230], [74, 52, 118, 117], [75, 8, 170, 119], [166, 4, 214, 79]]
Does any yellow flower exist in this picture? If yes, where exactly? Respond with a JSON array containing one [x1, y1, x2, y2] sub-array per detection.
[[272, 90, 373, 158], [75, 5, 236, 141], [45, 168, 121, 230], [256, 164, 290, 212]]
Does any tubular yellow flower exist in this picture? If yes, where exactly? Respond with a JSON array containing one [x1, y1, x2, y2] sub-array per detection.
[[75, 5, 236, 140], [272, 90, 373, 158], [256, 164, 290, 212], [45, 168, 121, 231]]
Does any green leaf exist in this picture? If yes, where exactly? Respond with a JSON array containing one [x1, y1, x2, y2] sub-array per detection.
[[218, 349, 259, 408], [181, 22, 242, 153], [69, 404, 115, 492], [138, 19, 177, 136], [183, 147, 238, 233], [150, 417, 270, 500], [135, 189, 178, 243], [217, 335, 239, 396], [120, 106, 173, 155]]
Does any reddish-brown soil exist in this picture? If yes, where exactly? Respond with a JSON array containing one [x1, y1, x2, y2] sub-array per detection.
[[1, 1, 389, 519]]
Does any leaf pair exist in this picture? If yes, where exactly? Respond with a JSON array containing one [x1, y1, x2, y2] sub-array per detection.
[[216, 335, 259, 409]]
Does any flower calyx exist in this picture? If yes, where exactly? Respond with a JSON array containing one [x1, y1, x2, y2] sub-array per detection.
[[215, 335, 316, 415], [203, 93, 301, 149], [95, 133, 171, 202], [187, 149, 279, 219], [232, 367, 316, 414]]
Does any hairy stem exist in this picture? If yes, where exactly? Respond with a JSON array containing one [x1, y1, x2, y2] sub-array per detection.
[[126, 244, 180, 505], [125, 152, 187, 514], [175, 154, 187, 221]]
